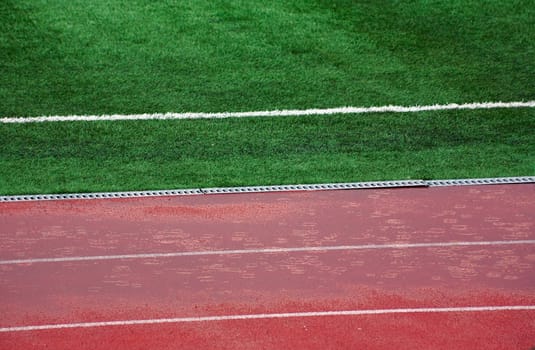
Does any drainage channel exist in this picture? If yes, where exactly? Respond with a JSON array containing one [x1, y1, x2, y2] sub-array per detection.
[[0, 176, 533, 202]]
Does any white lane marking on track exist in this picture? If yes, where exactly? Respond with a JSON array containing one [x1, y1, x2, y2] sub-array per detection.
[[1, 240, 534, 265], [1, 101, 534, 123], [1, 306, 534, 332]]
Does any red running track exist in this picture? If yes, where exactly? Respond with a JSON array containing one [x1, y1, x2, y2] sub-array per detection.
[[0, 184, 534, 349]]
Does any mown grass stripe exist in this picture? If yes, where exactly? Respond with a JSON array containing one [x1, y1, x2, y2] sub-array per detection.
[[1, 108, 534, 196]]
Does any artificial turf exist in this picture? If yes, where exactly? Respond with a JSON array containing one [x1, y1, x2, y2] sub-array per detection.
[[1, 0, 534, 194]]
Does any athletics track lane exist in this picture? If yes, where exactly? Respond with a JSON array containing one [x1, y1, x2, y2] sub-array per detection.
[[0, 184, 534, 349]]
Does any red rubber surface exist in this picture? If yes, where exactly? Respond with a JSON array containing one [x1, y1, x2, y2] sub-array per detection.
[[1, 185, 534, 349]]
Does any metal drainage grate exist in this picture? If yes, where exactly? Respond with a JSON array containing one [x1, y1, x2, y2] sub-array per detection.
[[0, 176, 533, 202], [0, 189, 203, 202], [425, 176, 535, 187], [200, 180, 426, 195]]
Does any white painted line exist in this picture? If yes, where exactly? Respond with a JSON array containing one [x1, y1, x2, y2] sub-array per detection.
[[1, 101, 534, 123], [1, 305, 534, 332], [2, 240, 534, 265]]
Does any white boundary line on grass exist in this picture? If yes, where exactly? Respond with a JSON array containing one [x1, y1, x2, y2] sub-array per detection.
[[1, 101, 535, 123], [1, 306, 534, 332], [1, 240, 534, 265]]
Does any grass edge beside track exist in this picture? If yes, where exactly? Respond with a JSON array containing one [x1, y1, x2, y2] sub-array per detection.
[[0, 108, 534, 196]]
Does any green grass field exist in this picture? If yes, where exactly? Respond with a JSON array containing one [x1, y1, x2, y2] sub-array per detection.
[[1, 0, 534, 195]]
